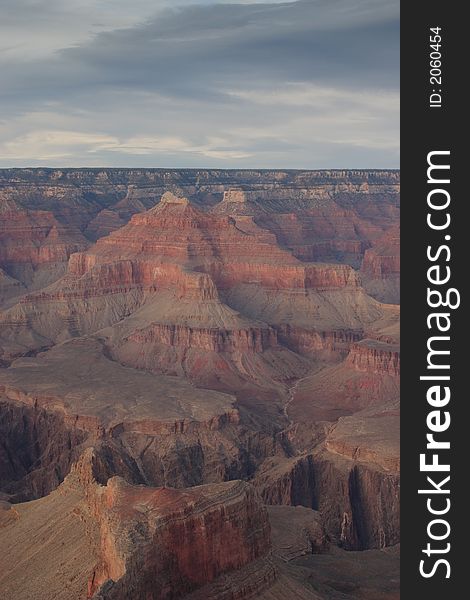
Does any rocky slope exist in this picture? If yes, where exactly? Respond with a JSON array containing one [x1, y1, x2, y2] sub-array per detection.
[[251, 311, 400, 551], [0, 337, 265, 501]]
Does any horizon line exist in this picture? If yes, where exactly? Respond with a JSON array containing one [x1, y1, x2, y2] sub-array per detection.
[[0, 166, 401, 172]]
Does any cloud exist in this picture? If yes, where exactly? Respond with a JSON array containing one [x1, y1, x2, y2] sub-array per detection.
[[0, 130, 254, 162], [228, 83, 399, 110], [0, 1, 399, 168], [0, 130, 119, 161], [0, 0, 291, 59]]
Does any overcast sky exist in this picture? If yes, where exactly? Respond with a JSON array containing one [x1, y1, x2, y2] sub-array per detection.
[[0, 0, 399, 169]]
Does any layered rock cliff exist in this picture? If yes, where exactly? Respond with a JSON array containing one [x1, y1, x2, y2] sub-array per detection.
[[254, 398, 400, 551], [0, 449, 275, 600], [83, 471, 273, 599], [0, 199, 88, 306], [256, 452, 399, 551], [346, 339, 400, 376]]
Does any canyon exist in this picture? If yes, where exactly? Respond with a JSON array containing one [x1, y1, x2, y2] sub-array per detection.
[[0, 169, 399, 599]]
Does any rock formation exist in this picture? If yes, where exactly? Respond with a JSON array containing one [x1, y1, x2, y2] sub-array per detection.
[[0, 449, 274, 600], [0, 169, 400, 599], [361, 224, 400, 303], [0, 198, 88, 307]]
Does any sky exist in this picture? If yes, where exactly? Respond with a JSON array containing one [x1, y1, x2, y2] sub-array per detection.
[[0, 0, 399, 169]]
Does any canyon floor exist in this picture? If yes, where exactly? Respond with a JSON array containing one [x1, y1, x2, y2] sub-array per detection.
[[0, 169, 400, 599]]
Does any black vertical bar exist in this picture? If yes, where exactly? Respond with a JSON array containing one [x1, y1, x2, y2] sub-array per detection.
[[401, 2, 464, 598]]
